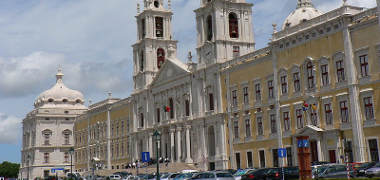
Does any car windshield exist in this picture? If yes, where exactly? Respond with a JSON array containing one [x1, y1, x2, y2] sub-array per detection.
[[161, 174, 170, 178], [216, 173, 233, 178], [233, 170, 248, 176]]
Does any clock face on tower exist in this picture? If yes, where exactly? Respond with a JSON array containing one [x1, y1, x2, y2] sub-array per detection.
[[202, 44, 214, 63]]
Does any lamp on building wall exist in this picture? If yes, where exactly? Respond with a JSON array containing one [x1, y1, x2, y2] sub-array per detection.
[[153, 130, 161, 180], [69, 147, 74, 179]]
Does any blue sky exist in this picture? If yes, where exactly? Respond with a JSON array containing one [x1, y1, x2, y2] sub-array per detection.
[[0, 0, 376, 163]]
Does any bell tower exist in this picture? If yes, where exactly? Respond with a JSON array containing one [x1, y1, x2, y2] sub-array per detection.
[[195, 0, 255, 68], [133, 0, 178, 91]]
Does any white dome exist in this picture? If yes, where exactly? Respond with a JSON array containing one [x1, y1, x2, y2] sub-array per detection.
[[282, 0, 323, 30], [34, 69, 85, 108]]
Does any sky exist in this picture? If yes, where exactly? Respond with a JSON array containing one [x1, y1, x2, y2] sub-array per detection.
[[0, 0, 377, 163]]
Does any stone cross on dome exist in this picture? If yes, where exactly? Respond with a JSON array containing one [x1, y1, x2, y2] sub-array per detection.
[[297, 0, 313, 8]]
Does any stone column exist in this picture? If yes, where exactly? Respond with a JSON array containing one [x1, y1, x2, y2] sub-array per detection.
[[343, 18, 366, 162], [218, 121, 227, 168], [377, 0, 380, 28], [106, 107, 112, 170], [149, 133, 153, 157], [317, 139, 323, 162], [170, 128, 175, 162], [185, 125, 193, 163], [176, 127, 182, 162]]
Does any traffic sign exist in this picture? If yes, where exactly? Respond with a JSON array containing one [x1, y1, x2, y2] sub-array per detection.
[[141, 152, 150, 162], [278, 148, 287, 158], [51, 168, 65, 173], [297, 139, 309, 148]]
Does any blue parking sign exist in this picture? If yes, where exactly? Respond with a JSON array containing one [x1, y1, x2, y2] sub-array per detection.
[[303, 140, 309, 148], [278, 148, 287, 158], [141, 152, 150, 162], [297, 139, 309, 148]]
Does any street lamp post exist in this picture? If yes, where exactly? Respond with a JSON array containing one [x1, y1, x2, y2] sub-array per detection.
[[153, 130, 161, 180], [26, 154, 31, 180], [69, 147, 74, 179]]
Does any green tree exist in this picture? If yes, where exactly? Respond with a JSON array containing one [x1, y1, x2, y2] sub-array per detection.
[[0, 161, 20, 178]]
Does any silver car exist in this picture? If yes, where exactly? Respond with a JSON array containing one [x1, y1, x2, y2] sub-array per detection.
[[365, 162, 380, 178], [191, 172, 234, 180]]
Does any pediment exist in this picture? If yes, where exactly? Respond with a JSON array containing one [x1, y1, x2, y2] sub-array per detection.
[[295, 125, 324, 136], [151, 58, 190, 87]]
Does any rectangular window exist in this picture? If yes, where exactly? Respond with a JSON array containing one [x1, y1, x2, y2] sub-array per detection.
[[247, 152, 253, 168], [359, 55, 369, 77], [209, 93, 214, 111], [364, 97, 374, 120], [232, 90, 238, 107], [255, 84, 261, 101], [64, 152, 69, 163], [324, 103, 333, 125], [156, 108, 161, 123], [155, 17, 164, 38], [257, 117, 263, 136], [270, 114, 277, 134], [233, 46, 240, 58], [369, 139, 379, 162], [310, 108, 318, 126], [245, 119, 251, 138], [340, 100, 349, 123], [283, 112, 290, 131], [268, 80, 274, 98], [185, 100, 190, 117], [345, 141, 353, 163], [64, 134, 70, 145], [44, 134, 50, 145], [243, 87, 249, 104], [281, 76, 287, 94], [296, 109, 304, 129], [169, 98, 174, 119], [293, 72, 300, 92], [140, 113, 144, 127], [321, 64, 329, 86], [307, 63, 314, 89], [234, 121, 239, 139], [336, 60, 345, 82], [44, 153, 49, 163], [259, 150, 266, 168], [286, 147, 293, 166], [235, 153, 241, 169], [272, 149, 279, 167]]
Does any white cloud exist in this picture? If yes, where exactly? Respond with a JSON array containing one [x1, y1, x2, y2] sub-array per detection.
[[0, 52, 131, 99], [0, 113, 21, 144]]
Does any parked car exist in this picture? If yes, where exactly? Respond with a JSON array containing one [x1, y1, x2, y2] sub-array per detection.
[[161, 173, 180, 180], [191, 171, 234, 180], [264, 167, 299, 180], [233, 169, 255, 180], [351, 162, 376, 177], [365, 162, 380, 178], [109, 175, 122, 180], [174, 173, 196, 180], [317, 164, 352, 178], [241, 169, 272, 180]]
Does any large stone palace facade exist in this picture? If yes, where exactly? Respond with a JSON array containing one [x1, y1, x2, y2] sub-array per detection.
[[21, 0, 380, 178]]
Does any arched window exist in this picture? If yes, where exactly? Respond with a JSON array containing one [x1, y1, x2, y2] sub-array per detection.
[[139, 51, 144, 72], [141, 19, 146, 38], [229, 12, 239, 38], [155, 17, 164, 38], [206, 15, 213, 41], [157, 48, 165, 69]]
